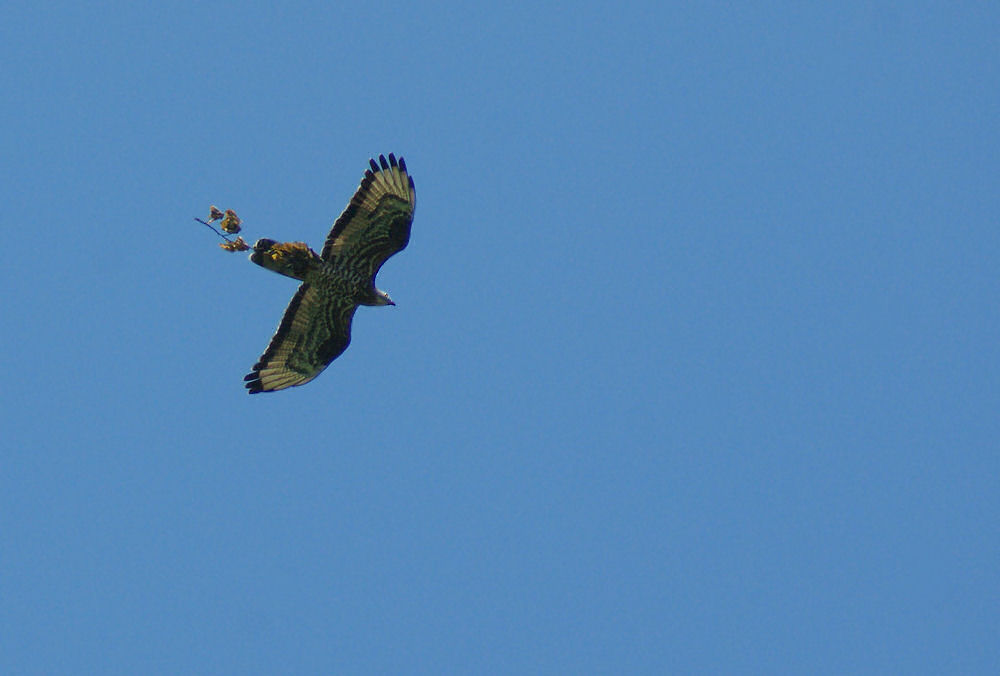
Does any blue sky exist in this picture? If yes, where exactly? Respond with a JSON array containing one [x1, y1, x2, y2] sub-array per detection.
[[1, 1, 997, 673]]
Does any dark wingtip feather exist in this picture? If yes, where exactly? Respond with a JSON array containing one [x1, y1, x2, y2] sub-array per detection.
[[378, 154, 389, 170], [244, 372, 263, 393], [388, 153, 398, 168], [398, 156, 407, 172], [369, 158, 379, 173], [244, 366, 265, 393]]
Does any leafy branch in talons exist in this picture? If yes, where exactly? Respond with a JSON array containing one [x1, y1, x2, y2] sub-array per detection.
[[195, 206, 249, 251], [218, 236, 249, 252]]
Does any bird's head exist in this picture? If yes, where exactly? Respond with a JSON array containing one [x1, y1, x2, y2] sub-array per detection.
[[375, 290, 395, 306]]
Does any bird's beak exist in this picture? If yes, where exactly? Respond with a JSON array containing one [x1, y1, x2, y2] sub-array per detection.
[[388, 299, 396, 306]]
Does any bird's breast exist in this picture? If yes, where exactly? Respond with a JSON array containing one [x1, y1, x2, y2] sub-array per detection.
[[309, 262, 372, 303]]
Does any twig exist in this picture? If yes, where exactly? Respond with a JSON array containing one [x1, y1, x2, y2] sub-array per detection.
[[195, 217, 236, 242]]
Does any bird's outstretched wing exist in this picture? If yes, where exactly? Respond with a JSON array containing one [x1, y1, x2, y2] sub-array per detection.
[[321, 153, 416, 281], [243, 283, 358, 393]]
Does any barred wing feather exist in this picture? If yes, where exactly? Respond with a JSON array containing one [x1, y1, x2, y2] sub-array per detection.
[[321, 153, 416, 280], [243, 283, 358, 393]]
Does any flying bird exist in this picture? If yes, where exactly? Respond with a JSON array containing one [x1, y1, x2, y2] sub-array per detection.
[[243, 153, 416, 393]]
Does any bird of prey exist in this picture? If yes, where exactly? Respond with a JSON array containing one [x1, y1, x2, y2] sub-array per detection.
[[242, 153, 415, 393]]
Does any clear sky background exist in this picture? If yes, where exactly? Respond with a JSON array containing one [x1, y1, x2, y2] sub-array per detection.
[[1, 1, 997, 673]]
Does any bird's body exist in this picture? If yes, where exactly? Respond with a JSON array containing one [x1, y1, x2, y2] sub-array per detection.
[[242, 154, 415, 393], [251, 240, 394, 305]]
